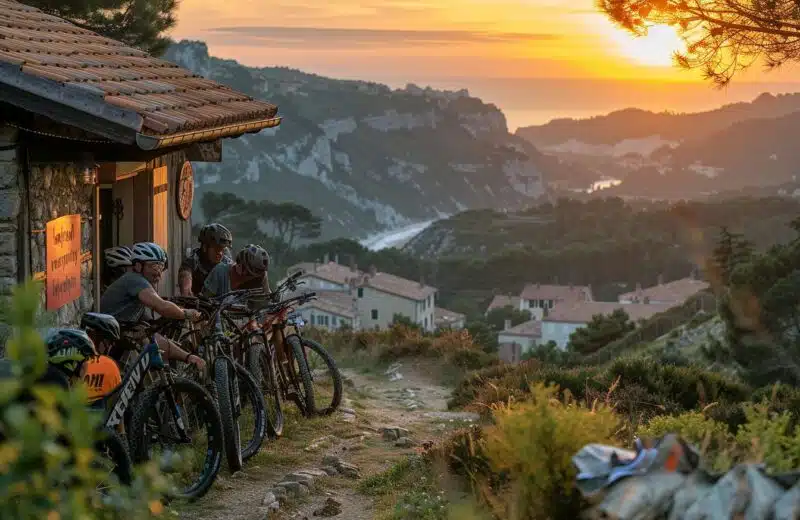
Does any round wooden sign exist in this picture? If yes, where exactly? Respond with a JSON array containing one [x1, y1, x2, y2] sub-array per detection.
[[177, 161, 194, 221]]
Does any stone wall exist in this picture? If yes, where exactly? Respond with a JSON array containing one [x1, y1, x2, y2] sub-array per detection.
[[0, 125, 19, 348], [28, 162, 94, 327]]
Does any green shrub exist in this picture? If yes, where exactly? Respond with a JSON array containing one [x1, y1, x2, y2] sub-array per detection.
[[480, 384, 620, 520], [0, 281, 170, 519]]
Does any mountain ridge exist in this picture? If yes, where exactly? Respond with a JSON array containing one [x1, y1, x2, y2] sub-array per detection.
[[165, 40, 547, 240]]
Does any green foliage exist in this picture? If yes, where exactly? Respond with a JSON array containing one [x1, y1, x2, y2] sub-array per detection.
[[0, 281, 170, 519], [28, 0, 178, 55], [485, 306, 531, 332], [568, 309, 634, 355], [438, 384, 619, 520]]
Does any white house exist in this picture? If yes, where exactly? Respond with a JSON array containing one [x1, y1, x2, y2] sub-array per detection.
[[288, 256, 361, 291], [434, 307, 466, 330], [356, 268, 437, 331], [541, 301, 672, 349], [498, 319, 542, 353], [295, 290, 360, 330], [618, 275, 710, 305], [519, 283, 593, 320]]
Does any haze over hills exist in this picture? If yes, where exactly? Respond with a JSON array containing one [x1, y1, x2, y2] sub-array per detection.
[[514, 92, 800, 197], [165, 41, 552, 240]]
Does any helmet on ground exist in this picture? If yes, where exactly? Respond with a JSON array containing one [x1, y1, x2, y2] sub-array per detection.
[[46, 328, 98, 378], [199, 223, 233, 247], [80, 312, 121, 341], [104, 246, 133, 268], [131, 242, 168, 268], [235, 244, 270, 276]]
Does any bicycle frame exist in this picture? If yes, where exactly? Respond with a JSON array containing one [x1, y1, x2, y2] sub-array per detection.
[[99, 339, 166, 430]]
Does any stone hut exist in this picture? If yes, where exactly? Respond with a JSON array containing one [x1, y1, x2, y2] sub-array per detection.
[[0, 0, 281, 338]]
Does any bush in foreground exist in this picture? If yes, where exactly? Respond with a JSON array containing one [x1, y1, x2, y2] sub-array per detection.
[[0, 281, 169, 519]]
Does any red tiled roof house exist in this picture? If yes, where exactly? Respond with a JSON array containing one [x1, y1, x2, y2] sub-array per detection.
[[0, 0, 281, 330]]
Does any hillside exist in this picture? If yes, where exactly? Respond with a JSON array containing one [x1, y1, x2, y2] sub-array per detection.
[[165, 41, 547, 240], [402, 196, 800, 260], [516, 92, 800, 147]]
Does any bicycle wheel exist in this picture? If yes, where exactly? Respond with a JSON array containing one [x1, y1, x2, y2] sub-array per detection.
[[129, 377, 224, 500], [300, 337, 343, 416], [285, 334, 315, 417], [246, 337, 284, 437], [235, 361, 267, 462], [95, 427, 133, 489], [214, 357, 243, 472]]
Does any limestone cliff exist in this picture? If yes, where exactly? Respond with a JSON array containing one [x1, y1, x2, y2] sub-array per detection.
[[165, 41, 545, 239]]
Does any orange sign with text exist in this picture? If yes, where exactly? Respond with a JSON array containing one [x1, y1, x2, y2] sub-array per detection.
[[46, 214, 81, 310]]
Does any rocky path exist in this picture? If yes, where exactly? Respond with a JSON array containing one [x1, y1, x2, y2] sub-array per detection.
[[175, 360, 478, 520]]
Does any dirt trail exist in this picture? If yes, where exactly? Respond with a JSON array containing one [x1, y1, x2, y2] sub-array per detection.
[[176, 360, 478, 520]]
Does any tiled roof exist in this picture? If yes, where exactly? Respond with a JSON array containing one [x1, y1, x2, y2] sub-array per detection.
[[434, 307, 465, 326], [545, 301, 672, 324], [291, 262, 362, 286], [486, 294, 521, 313], [299, 290, 357, 319], [618, 277, 710, 304], [361, 271, 436, 302], [0, 0, 279, 143], [499, 319, 542, 338], [520, 284, 592, 303]]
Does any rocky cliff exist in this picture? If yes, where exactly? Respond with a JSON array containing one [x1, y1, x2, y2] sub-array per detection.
[[165, 41, 545, 239]]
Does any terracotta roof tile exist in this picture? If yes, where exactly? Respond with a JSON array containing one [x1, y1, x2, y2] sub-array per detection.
[[618, 278, 709, 304], [360, 272, 436, 302], [500, 319, 542, 338], [520, 284, 593, 304], [486, 294, 521, 313], [545, 301, 672, 324], [0, 0, 278, 136]]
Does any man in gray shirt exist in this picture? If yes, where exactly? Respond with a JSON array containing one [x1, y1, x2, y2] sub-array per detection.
[[203, 244, 271, 298], [100, 242, 205, 370]]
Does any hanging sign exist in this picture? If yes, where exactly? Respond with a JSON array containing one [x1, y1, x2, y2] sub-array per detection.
[[45, 214, 81, 310], [177, 161, 194, 221]]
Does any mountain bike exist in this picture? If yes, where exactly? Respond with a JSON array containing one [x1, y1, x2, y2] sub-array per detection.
[[179, 289, 268, 472], [100, 336, 224, 500], [245, 272, 343, 423]]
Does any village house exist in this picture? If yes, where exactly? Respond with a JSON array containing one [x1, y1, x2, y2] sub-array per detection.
[[618, 275, 710, 305], [289, 258, 437, 331], [434, 307, 466, 330], [0, 0, 280, 334], [541, 301, 672, 349], [295, 290, 360, 330], [289, 255, 359, 291], [497, 319, 542, 362], [356, 267, 437, 332], [518, 283, 593, 319]]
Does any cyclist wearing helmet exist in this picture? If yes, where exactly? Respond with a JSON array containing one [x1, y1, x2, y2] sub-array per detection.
[[100, 242, 205, 371], [45, 328, 99, 386], [202, 244, 271, 298], [179, 223, 233, 296], [103, 246, 134, 290], [80, 313, 123, 402]]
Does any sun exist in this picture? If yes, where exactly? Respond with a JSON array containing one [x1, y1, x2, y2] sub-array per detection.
[[607, 24, 686, 67]]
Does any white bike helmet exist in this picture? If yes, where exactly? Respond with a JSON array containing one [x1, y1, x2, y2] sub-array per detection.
[[104, 246, 133, 268], [131, 242, 169, 267], [235, 244, 270, 276]]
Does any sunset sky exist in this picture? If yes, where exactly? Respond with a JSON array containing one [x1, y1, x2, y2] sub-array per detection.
[[172, 0, 800, 129]]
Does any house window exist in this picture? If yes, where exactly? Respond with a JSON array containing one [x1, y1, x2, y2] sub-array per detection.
[[324, 315, 330, 326], [357, 288, 364, 298], [332, 316, 337, 326], [371, 309, 378, 320], [424, 316, 428, 328]]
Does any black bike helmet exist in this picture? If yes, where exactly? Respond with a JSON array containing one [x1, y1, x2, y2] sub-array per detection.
[[104, 246, 133, 268], [80, 312, 121, 341], [199, 223, 233, 247], [131, 242, 169, 268], [235, 244, 270, 276], [45, 328, 98, 378]]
